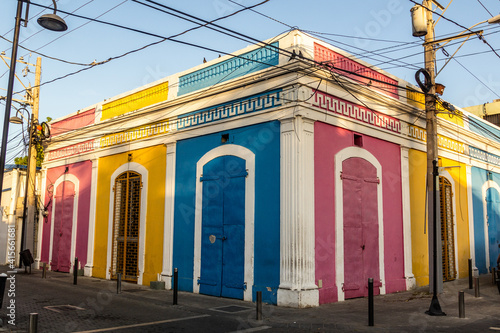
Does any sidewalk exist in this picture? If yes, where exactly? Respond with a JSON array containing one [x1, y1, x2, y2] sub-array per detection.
[[0, 266, 498, 332]]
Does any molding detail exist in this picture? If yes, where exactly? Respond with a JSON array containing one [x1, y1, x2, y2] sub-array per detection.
[[308, 89, 401, 134], [178, 89, 282, 130]]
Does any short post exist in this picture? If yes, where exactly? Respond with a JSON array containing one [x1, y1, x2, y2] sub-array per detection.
[[458, 291, 465, 318], [468, 259, 473, 289], [474, 277, 480, 297], [492, 267, 496, 285], [173, 268, 178, 305], [73, 257, 78, 285], [29, 313, 38, 333], [368, 278, 374, 327], [256, 291, 262, 320], [42, 263, 46, 279], [117, 273, 122, 294]]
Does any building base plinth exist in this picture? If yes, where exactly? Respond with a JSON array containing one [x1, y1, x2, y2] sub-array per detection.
[[84, 265, 93, 277], [277, 288, 319, 308]]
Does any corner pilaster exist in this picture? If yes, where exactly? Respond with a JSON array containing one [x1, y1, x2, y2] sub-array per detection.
[[278, 116, 318, 307]]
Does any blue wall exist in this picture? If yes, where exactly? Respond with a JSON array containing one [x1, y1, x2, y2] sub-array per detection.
[[471, 167, 500, 274], [173, 121, 281, 304], [178, 42, 279, 96]]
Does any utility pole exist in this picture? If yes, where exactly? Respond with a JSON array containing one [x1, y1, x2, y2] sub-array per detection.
[[423, 0, 442, 293], [422, 0, 444, 316], [24, 57, 41, 257]]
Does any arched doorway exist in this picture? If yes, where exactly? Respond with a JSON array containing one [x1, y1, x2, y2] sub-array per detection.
[[439, 176, 457, 281], [486, 187, 500, 271], [341, 157, 380, 299], [51, 181, 75, 272], [198, 155, 247, 299], [111, 171, 142, 282]]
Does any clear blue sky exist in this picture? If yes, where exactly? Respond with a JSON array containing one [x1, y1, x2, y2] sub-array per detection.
[[1, 0, 499, 162]]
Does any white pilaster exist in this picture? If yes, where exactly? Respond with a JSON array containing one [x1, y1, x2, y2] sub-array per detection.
[[466, 166, 477, 274], [85, 159, 98, 276], [161, 143, 176, 289], [34, 168, 47, 269], [278, 116, 318, 308], [401, 148, 416, 289]]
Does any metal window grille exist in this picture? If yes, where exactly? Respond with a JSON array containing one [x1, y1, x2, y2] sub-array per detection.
[[111, 171, 141, 282], [439, 177, 456, 282]]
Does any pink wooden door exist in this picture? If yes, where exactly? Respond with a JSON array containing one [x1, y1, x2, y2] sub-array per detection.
[[342, 157, 380, 299], [51, 181, 75, 272]]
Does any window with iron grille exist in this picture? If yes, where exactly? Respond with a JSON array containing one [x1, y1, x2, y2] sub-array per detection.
[[111, 171, 141, 282], [439, 177, 456, 282]]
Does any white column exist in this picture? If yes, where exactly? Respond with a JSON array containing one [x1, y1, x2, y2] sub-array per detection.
[[465, 165, 477, 275], [401, 148, 416, 289], [278, 116, 318, 308], [85, 158, 99, 276], [161, 143, 176, 289]]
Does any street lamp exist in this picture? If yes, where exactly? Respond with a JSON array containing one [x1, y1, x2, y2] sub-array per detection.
[[37, 1, 68, 32], [411, 0, 500, 316], [0, 0, 67, 266]]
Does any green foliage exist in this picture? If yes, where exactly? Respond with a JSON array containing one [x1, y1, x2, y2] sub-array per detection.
[[14, 143, 44, 167]]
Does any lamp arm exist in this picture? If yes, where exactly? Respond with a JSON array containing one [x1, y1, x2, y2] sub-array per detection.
[[51, 0, 57, 14]]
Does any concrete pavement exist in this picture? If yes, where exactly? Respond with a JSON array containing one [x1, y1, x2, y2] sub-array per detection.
[[0, 266, 498, 332]]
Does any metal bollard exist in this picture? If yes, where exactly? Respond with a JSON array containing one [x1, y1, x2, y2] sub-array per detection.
[[474, 277, 480, 297], [368, 278, 374, 326], [42, 263, 46, 279], [458, 291, 465, 318], [493, 268, 496, 285], [29, 313, 38, 333], [256, 291, 262, 320], [468, 259, 473, 289], [117, 273, 122, 294], [73, 257, 78, 285], [173, 268, 178, 305]]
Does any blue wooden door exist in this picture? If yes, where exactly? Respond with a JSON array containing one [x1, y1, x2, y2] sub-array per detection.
[[199, 155, 247, 299], [486, 188, 500, 271]]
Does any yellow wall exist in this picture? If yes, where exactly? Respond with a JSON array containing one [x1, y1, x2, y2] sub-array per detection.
[[101, 81, 168, 120], [406, 88, 464, 127], [93, 145, 166, 285], [408, 149, 429, 286], [439, 157, 470, 278], [409, 149, 470, 286]]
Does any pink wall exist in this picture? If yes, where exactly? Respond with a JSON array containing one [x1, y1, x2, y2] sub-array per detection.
[[41, 160, 92, 268], [314, 122, 405, 304], [51, 108, 95, 137]]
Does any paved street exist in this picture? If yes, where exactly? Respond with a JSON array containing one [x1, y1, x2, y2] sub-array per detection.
[[0, 267, 499, 332]]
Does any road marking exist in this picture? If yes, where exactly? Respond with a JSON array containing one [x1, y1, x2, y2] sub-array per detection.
[[228, 327, 272, 333], [490, 328, 500, 331], [73, 314, 211, 332]]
